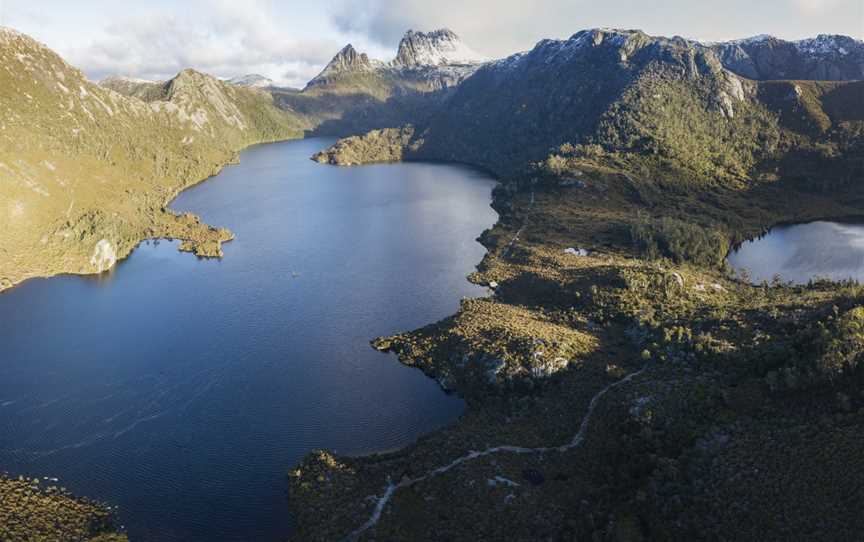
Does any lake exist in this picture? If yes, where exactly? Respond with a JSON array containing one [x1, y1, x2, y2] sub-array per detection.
[[0, 138, 498, 541], [727, 220, 864, 285]]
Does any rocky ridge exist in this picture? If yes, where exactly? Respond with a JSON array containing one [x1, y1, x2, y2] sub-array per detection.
[[711, 33, 864, 81]]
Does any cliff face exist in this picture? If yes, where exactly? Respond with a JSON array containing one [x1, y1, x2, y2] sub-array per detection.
[[712, 34, 864, 81], [0, 27, 307, 291]]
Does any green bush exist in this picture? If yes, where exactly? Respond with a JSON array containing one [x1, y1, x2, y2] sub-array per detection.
[[817, 306, 864, 377], [630, 213, 729, 268]]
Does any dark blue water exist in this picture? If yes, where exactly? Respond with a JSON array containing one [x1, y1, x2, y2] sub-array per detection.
[[728, 221, 864, 284], [0, 138, 497, 541]]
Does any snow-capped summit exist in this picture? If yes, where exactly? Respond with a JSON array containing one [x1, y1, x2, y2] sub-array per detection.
[[393, 28, 486, 67], [226, 74, 274, 88], [306, 30, 486, 91]]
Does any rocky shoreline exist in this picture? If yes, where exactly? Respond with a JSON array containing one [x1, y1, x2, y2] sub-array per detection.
[[0, 474, 127, 541], [288, 135, 864, 540]]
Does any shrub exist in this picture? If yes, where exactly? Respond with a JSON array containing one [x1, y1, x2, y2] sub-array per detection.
[[630, 213, 730, 268], [817, 306, 864, 377]]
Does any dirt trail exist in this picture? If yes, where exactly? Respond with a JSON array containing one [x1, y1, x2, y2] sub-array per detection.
[[345, 362, 649, 541]]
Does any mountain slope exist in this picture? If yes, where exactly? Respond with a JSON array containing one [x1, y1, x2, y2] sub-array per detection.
[[0, 27, 306, 291]]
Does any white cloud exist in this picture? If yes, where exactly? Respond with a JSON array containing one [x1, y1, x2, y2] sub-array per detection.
[[794, 0, 844, 14], [57, 0, 343, 87]]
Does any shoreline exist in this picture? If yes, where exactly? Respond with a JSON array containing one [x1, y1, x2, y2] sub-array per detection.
[[287, 137, 864, 540], [0, 134, 303, 297]]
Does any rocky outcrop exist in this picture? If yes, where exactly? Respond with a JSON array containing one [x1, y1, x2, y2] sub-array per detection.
[[312, 126, 416, 166]]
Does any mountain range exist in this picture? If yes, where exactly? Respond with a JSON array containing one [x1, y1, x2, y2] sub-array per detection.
[[316, 28, 863, 189]]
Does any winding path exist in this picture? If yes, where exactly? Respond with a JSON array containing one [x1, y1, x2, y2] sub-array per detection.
[[499, 188, 535, 260], [345, 362, 649, 541]]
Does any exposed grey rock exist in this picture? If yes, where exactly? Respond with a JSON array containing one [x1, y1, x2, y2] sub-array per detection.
[[711, 34, 864, 81]]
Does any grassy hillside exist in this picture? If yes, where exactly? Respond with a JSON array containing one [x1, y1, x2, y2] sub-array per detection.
[[0, 27, 307, 292]]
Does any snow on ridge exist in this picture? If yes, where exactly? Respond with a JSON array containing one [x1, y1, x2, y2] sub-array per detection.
[[394, 28, 487, 67], [726, 34, 774, 45], [715, 33, 861, 55], [794, 34, 860, 55]]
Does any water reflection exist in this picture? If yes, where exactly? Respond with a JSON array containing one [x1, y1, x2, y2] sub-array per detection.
[[728, 221, 864, 284]]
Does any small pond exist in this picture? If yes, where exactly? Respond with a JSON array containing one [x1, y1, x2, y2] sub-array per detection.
[[727, 221, 864, 285]]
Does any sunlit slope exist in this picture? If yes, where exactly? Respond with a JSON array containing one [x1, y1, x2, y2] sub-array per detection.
[[0, 27, 306, 290]]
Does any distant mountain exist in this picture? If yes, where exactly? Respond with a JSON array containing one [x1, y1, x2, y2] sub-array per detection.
[[226, 74, 275, 88], [271, 28, 487, 137], [711, 34, 864, 81], [304, 28, 485, 93], [393, 28, 486, 67], [0, 26, 307, 291], [304, 44, 384, 89], [100, 74, 165, 100]]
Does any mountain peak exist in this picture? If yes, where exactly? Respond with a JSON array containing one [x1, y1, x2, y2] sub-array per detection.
[[393, 28, 485, 67], [307, 43, 379, 87]]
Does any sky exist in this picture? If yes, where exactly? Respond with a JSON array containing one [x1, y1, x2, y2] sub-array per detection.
[[1, 0, 861, 87]]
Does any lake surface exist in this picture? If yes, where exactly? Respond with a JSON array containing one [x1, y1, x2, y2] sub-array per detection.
[[728, 221, 864, 284], [0, 138, 498, 541]]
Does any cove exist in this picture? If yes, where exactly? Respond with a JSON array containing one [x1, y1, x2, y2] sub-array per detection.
[[0, 138, 498, 541], [728, 220, 864, 285]]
